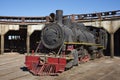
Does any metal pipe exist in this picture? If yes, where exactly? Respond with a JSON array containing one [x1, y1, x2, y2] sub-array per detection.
[[56, 10, 63, 24]]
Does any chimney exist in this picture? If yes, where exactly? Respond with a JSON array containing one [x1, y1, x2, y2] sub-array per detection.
[[56, 10, 63, 24]]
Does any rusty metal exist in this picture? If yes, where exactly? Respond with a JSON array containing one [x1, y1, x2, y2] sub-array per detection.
[[25, 56, 66, 76], [71, 14, 75, 22], [22, 17, 25, 23], [0, 16, 47, 25], [0, 10, 119, 25], [56, 10, 63, 24], [96, 13, 102, 20], [46, 16, 50, 23]]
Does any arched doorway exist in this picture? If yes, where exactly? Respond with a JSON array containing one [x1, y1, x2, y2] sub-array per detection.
[[4, 25, 27, 53], [114, 28, 120, 56], [30, 30, 41, 52]]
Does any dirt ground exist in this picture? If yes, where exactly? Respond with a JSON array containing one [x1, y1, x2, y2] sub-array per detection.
[[0, 53, 120, 80]]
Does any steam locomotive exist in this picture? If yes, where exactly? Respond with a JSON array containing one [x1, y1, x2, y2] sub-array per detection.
[[25, 10, 107, 76]]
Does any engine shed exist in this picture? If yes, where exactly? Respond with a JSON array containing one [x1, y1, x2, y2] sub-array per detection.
[[0, 10, 120, 58]]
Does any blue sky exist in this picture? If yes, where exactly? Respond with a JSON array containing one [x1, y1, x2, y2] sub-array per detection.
[[0, 0, 120, 16]]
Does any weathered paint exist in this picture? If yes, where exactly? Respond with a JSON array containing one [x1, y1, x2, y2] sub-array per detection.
[[0, 24, 19, 35], [84, 20, 120, 34], [27, 24, 45, 35], [26, 24, 45, 54], [0, 24, 19, 54]]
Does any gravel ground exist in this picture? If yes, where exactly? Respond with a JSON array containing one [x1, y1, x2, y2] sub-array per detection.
[[0, 53, 120, 80]]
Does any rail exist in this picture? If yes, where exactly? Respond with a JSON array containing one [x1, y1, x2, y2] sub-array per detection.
[[0, 10, 120, 24]]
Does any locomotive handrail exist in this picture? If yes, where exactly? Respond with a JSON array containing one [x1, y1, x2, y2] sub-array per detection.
[[64, 42, 105, 49], [64, 42, 99, 45]]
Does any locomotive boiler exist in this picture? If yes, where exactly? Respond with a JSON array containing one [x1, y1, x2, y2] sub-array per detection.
[[41, 10, 95, 50], [25, 10, 108, 76]]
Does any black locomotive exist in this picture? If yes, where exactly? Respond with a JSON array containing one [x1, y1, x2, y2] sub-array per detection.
[[25, 10, 108, 75], [41, 10, 107, 59]]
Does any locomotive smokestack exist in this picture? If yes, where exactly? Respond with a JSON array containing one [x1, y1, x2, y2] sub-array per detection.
[[56, 10, 63, 24]]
